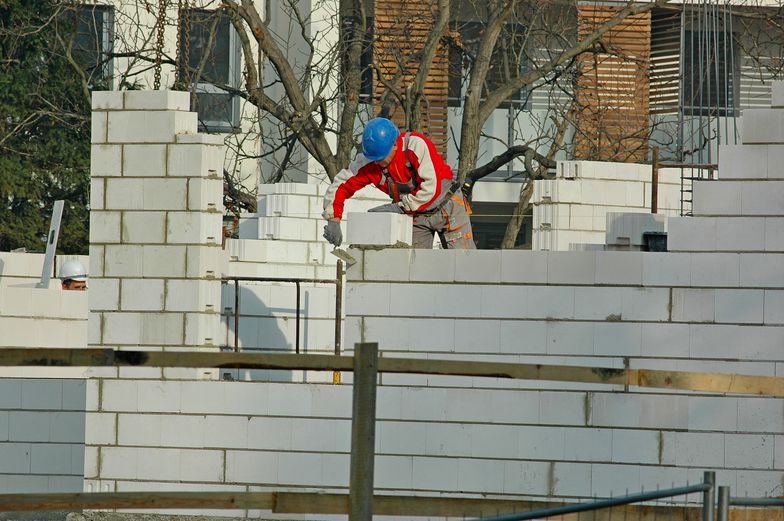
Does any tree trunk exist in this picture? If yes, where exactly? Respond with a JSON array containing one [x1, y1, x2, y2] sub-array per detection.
[[500, 180, 534, 249]]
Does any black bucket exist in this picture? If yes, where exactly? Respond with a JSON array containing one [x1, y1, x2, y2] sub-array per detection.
[[642, 231, 668, 252]]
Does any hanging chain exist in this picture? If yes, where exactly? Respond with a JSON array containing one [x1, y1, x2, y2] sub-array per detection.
[[153, 0, 168, 90], [175, 0, 182, 87], [183, 0, 192, 88]]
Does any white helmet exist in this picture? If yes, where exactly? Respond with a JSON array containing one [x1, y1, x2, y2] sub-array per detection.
[[59, 259, 88, 282]]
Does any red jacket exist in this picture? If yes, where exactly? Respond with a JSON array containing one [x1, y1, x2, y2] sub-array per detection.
[[323, 132, 455, 220]]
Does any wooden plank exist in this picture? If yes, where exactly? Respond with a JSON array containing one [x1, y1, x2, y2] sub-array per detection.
[[0, 490, 722, 519], [0, 491, 275, 512], [4, 348, 784, 396], [349, 343, 379, 521]]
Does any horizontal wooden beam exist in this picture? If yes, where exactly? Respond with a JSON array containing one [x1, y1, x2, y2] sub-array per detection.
[[0, 490, 707, 519], [1, 348, 784, 397]]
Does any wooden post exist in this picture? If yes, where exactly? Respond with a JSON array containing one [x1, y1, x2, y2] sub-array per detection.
[[651, 146, 660, 214], [349, 342, 379, 521]]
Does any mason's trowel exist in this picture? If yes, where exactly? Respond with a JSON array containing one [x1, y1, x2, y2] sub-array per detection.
[[330, 247, 357, 267]]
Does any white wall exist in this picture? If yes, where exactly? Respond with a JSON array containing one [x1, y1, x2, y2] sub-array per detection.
[[532, 161, 683, 251], [0, 379, 86, 493]]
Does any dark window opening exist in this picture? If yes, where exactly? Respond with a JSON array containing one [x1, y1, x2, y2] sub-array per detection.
[[682, 29, 740, 116], [179, 8, 241, 132], [340, 16, 374, 102], [63, 4, 114, 86]]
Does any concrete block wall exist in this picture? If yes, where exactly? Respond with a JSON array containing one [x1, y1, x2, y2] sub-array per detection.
[[532, 162, 682, 251], [0, 379, 86, 493], [90, 91, 225, 378], [337, 243, 784, 500], [0, 252, 94, 379], [220, 183, 390, 381]]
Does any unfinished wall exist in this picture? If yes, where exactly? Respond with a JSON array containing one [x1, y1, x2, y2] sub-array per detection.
[[220, 182, 388, 381], [533, 161, 682, 250], [89, 90, 225, 380], [0, 379, 86, 493]]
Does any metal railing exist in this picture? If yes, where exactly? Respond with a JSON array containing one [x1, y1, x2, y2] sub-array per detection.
[[221, 260, 343, 356], [718, 485, 784, 521], [473, 472, 716, 521]]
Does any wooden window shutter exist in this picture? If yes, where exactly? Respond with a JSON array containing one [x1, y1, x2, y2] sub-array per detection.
[[372, 0, 449, 158], [574, 5, 651, 163]]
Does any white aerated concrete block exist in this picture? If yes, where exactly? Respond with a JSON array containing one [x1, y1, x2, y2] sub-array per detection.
[[142, 246, 187, 278], [91, 112, 107, 144], [743, 108, 784, 144], [187, 178, 223, 213], [166, 280, 220, 312], [719, 144, 767, 179], [715, 289, 764, 324], [105, 179, 144, 210], [91, 145, 122, 177], [142, 179, 187, 211], [123, 144, 167, 178], [123, 91, 191, 111], [104, 245, 143, 277], [258, 194, 311, 218], [107, 111, 197, 143], [455, 250, 501, 283], [186, 246, 224, 279], [500, 251, 548, 283], [741, 181, 784, 215], [258, 217, 318, 241], [739, 253, 784, 288], [121, 211, 166, 244], [258, 182, 318, 196], [167, 144, 224, 177], [89, 278, 119, 311], [667, 217, 716, 251], [692, 180, 742, 216], [89, 212, 121, 244], [90, 179, 105, 211], [120, 279, 164, 311], [346, 212, 413, 246], [773, 82, 784, 108], [765, 218, 784, 251], [717, 218, 765, 251], [166, 212, 222, 244], [547, 251, 596, 284], [595, 251, 643, 285], [91, 91, 124, 110]]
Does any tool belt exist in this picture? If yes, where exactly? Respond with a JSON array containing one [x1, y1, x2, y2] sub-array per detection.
[[416, 180, 462, 215]]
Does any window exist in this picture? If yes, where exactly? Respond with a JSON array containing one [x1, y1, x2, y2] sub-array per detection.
[[64, 4, 114, 86], [341, 16, 374, 102], [179, 9, 241, 132], [448, 22, 529, 108], [682, 29, 740, 116]]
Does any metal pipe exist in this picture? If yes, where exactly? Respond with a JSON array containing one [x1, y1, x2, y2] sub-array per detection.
[[651, 147, 660, 214], [470, 483, 711, 521], [223, 276, 337, 285], [335, 260, 343, 356], [729, 497, 784, 507], [295, 281, 301, 354], [717, 486, 729, 521], [334, 260, 343, 384], [702, 471, 715, 521], [234, 279, 240, 352]]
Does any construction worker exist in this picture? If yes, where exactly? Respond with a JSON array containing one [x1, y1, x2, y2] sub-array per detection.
[[322, 117, 475, 249], [59, 259, 87, 291]]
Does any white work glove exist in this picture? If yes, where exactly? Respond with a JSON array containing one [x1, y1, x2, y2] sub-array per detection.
[[368, 202, 404, 214], [323, 220, 342, 247]]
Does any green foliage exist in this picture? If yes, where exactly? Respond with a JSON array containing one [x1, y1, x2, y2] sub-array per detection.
[[0, 0, 91, 254]]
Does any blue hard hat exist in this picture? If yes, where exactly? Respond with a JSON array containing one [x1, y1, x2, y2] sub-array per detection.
[[362, 118, 399, 161]]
